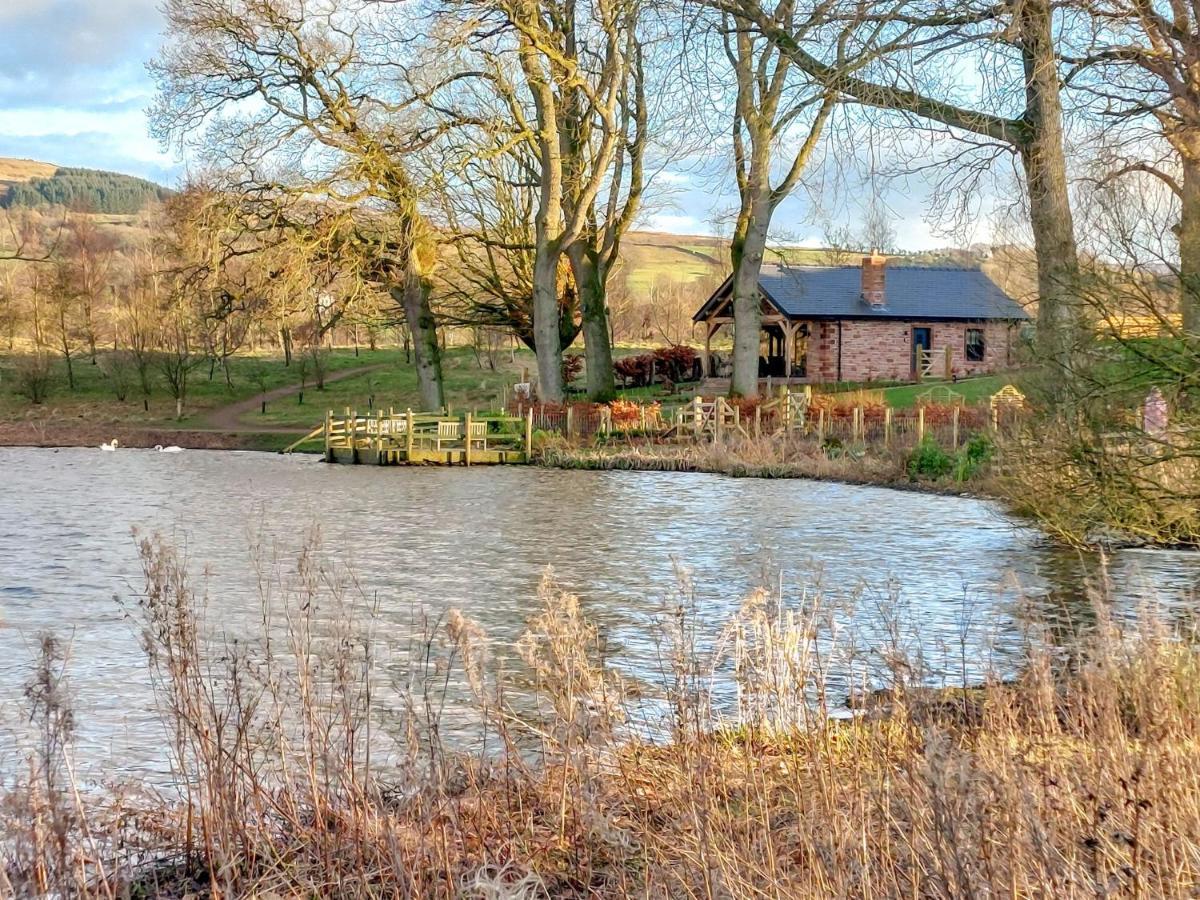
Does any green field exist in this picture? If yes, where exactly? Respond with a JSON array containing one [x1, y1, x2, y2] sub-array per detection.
[[0, 348, 491, 429], [879, 375, 1013, 408]]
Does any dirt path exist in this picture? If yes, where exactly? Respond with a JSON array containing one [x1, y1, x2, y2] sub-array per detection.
[[204, 363, 387, 433]]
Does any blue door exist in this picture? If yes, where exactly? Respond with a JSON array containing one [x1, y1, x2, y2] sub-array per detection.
[[911, 327, 931, 377]]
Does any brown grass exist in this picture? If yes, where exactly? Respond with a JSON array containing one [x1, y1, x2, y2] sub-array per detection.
[[3, 534, 1200, 897], [0, 158, 57, 185], [539, 435, 956, 491]]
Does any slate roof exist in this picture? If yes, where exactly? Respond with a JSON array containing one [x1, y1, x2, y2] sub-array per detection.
[[694, 264, 1030, 322]]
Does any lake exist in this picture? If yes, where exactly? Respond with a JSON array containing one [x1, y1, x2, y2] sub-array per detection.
[[1, 447, 1197, 780]]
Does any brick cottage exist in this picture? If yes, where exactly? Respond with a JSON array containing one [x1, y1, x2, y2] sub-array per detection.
[[693, 255, 1031, 384]]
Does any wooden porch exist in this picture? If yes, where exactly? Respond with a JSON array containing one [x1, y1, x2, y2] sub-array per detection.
[[697, 311, 814, 381]]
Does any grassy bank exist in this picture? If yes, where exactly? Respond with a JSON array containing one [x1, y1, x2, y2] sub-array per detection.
[[6, 535, 1199, 897]]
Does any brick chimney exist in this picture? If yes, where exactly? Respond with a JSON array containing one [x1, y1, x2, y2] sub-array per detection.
[[861, 253, 887, 308]]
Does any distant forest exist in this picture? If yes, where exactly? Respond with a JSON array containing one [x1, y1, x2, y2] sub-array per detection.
[[1, 167, 170, 214]]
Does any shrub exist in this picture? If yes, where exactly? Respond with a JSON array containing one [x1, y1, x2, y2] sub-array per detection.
[[651, 345, 697, 383], [561, 353, 584, 385], [613, 346, 698, 388], [99, 350, 135, 402], [12, 353, 54, 404], [907, 436, 954, 480], [953, 432, 994, 482], [608, 398, 661, 430], [907, 433, 994, 483]]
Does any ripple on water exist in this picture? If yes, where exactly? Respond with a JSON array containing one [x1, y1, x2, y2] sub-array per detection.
[[0, 446, 1197, 781]]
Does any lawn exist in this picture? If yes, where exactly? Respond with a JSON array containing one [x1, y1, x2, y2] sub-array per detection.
[[246, 347, 539, 428], [879, 374, 1014, 408], [0, 348, 423, 429]]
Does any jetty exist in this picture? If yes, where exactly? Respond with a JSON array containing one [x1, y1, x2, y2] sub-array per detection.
[[286, 408, 534, 465]]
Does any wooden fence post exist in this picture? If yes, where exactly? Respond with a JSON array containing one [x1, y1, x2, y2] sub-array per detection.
[[640, 404, 647, 432], [918, 406, 926, 442], [566, 405, 575, 438], [884, 407, 893, 448], [818, 407, 826, 442], [350, 409, 358, 463], [755, 405, 761, 439], [944, 345, 953, 379], [406, 408, 414, 458], [693, 395, 703, 437], [853, 406, 863, 442], [525, 408, 534, 459], [465, 412, 473, 466], [952, 405, 960, 449], [324, 409, 332, 460]]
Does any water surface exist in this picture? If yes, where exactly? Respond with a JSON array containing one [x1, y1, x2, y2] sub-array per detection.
[[1, 447, 1197, 779]]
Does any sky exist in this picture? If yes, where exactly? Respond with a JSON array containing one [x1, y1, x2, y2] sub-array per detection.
[[0, 0, 176, 182], [0, 1, 994, 251]]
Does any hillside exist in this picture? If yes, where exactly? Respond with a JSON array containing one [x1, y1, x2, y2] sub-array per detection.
[[0, 157, 170, 214]]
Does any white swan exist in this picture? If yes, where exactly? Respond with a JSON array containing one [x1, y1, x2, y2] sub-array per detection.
[[154, 445, 184, 453], [100, 439, 119, 451]]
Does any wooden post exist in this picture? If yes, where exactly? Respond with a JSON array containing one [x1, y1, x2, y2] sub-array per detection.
[[884, 407, 893, 448], [918, 406, 926, 442], [952, 405, 960, 449], [566, 405, 574, 438], [755, 405, 761, 439], [915, 349, 924, 383], [324, 409, 332, 460], [525, 407, 534, 459], [375, 410, 384, 458], [944, 345, 953, 380], [702, 322, 713, 379], [818, 407, 826, 442], [715, 398, 725, 441], [350, 409, 358, 463], [640, 404, 647, 432], [853, 406, 862, 442], [465, 411, 473, 466], [693, 395, 703, 436], [782, 320, 797, 379], [406, 408, 414, 458]]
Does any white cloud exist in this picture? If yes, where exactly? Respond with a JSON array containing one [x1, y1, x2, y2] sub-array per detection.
[[642, 213, 705, 235]]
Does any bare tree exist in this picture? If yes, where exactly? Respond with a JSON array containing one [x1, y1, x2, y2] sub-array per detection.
[[434, 146, 584, 355], [60, 212, 117, 364], [434, 0, 644, 401], [722, 0, 1083, 375], [718, 3, 834, 396], [1064, 0, 1200, 333], [152, 0, 448, 409], [859, 195, 896, 254]]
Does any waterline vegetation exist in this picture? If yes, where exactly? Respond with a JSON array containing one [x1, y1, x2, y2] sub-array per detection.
[[4, 534, 1200, 897]]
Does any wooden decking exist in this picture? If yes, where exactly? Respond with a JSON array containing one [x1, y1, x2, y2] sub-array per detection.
[[308, 408, 534, 466]]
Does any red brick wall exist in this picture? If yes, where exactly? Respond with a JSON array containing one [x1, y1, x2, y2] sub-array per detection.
[[804, 320, 1015, 384]]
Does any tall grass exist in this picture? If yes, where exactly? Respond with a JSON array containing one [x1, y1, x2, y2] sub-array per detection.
[[4, 535, 1200, 897]]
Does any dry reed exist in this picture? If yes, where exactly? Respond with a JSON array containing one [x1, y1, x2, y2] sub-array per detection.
[[3, 535, 1200, 897]]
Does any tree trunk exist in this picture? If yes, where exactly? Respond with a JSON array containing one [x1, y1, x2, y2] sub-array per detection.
[[532, 248, 565, 402], [390, 274, 445, 411], [730, 194, 771, 398], [1018, 0, 1081, 372], [1179, 152, 1200, 335], [567, 243, 616, 401]]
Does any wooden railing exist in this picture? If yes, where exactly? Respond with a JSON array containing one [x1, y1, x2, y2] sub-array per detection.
[[321, 407, 533, 464]]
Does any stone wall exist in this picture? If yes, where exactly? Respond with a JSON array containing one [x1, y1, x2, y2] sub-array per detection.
[[805, 319, 1017, 383]]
